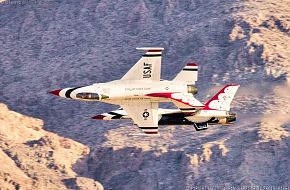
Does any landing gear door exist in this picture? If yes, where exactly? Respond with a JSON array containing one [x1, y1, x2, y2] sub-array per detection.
[[194, 122, 208, 131]]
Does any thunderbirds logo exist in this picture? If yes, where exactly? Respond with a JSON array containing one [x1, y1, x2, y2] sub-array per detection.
[[143, 62, 152, 78]]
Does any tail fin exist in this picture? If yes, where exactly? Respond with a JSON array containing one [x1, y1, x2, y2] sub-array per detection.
[[173, 63, 198, 84], [121, 47, 164, 81], [203, 84, 240, 111]]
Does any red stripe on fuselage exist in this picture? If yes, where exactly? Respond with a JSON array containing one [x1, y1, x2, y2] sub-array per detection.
[[146, 92, 173, 98]]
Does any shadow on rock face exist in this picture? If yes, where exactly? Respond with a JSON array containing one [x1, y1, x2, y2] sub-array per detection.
[[72, 121, 290, 189], [73, 147, 189, 190]]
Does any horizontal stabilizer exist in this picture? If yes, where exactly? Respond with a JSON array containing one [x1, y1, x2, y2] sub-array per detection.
[[136, 47, 164, 51], [173, 63, 198, 84]]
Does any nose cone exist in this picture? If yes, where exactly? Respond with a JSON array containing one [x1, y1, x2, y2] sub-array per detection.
[[49, 89, 62, 96], [91, 115, 106, 120]]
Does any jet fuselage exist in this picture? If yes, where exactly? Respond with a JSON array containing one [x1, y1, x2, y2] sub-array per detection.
[[53, 80, 198, 105]]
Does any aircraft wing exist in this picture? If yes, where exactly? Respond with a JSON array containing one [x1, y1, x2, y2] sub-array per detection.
[[91, 107, 129, 120], [121, 101, 159, 135], [121, 47, 164, 81], [92, 107, 181, 121]]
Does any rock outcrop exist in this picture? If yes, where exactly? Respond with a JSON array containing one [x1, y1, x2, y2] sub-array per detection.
[[229, 0, 290, 142], [0, 103, 103, 190]]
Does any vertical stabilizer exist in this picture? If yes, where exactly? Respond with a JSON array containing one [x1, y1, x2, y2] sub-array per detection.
[[203, 84, 240, 111], [121, 47, 164, 81]]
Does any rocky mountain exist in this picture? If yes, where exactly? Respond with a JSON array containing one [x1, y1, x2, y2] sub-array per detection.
[[0, 103, 103, 190], [0, 0, 290, 189]]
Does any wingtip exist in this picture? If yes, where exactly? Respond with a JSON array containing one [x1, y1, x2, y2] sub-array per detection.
[[144, 131, 159, 135], [136, 47, 164, 51]]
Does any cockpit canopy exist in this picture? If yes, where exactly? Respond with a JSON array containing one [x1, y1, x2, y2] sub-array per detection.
[[76, 93, 100, 100]]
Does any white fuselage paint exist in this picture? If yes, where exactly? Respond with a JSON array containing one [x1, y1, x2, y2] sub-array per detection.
[[59, 80, 188, 105]]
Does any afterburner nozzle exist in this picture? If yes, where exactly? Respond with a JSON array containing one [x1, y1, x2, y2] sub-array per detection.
[[227, 113, 236, 123], [187, 85, 198, 95]]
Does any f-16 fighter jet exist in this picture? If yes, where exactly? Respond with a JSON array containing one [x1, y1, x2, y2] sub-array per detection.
[[50, 48, 240, 135]]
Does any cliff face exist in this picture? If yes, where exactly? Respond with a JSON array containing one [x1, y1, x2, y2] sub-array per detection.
[[231, 0, 290, 81], [0, 103, 103, 190], [0, 0, 290, 189], [230, 0, 290, 143]]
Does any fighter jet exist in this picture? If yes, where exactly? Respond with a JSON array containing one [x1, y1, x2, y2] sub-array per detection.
[[50, 48, 240, 135]]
